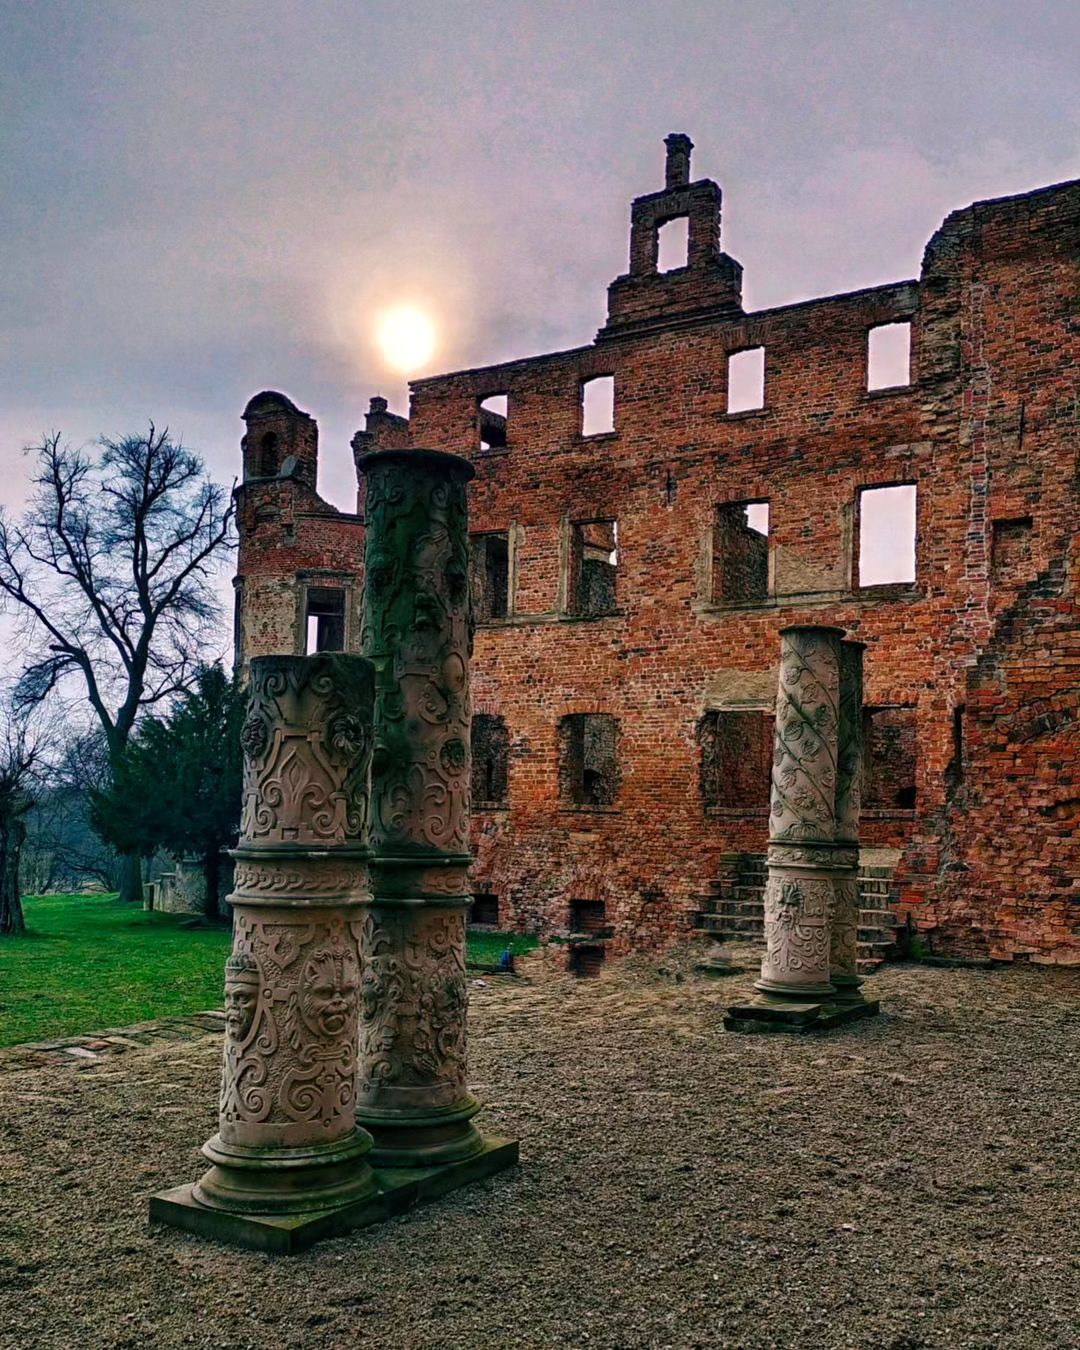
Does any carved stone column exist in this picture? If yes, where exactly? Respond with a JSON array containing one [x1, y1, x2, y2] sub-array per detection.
[[356, 448, 500, 1167], [727, 626, 881, 1032], [151, 653, 382, 1245], [755, 625, 843, 1001], [727, 627, 840, 1031]]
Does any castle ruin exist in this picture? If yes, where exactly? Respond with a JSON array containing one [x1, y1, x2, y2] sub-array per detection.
[[235, 136, 1080, 968]]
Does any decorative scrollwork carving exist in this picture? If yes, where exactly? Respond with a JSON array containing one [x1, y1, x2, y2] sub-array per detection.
[[357, 908, 469, 1097], [359, 451, 475, 859], [217, 910, 362, 1146], [238, 654, 375, 848], [758, 627, 845, 997]]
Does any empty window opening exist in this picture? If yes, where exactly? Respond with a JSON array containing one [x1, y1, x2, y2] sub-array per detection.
[[657, 216, 689, 273], [858, 484, 916, 586], [713, 501, 769, 604], [233, 585, 243, 671], [867, 322, 911, 390], [569, 519, 618, 616], [991, 517, 1034, 580], [699, 711, 773, 809], [470, 892, 500, 927], [256, 431, 279, 477], [471, 713, 509, 805], [726, 347, 765, 414], [470, 532, 510, 621], [581, 375, 615, 436], [559, 713, 619, 807], [569, 898, 607, 934], [570, 944, 606, 978], [479, 394, 508, 450], [863, 707, 917, 810], [304, 587, 346, 653]]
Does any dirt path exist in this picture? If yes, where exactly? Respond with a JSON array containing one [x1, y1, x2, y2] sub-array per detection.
[[2, 959, 1079, 1349]]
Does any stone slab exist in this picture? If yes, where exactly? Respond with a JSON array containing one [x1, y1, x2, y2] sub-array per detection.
[[149, 1134, 518, 1255], [724, 998, 880, 1034]]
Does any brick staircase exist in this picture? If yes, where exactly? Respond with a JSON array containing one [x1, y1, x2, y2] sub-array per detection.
[[692, 852, 904, 974]]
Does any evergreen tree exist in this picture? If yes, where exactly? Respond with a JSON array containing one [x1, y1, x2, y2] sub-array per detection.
[[92, 664, 245, 921]]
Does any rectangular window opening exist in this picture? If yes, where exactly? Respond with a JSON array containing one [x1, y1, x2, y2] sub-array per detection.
[[991, 517, 1034, 580], [581, 375, 615, 436], [713, 501, 769, 604], [699, 711, 773, 810], [471, 713, 509, 806], [726, 347, 765, 414], [304, 586, 346, 653], [858, 484, 916, 587], [569, 519, 618, 616], [469, 892, 500, 927], [470, 532, 510, 621], [863, 706, 917, 810], [657, 216, 689, 273], [867, 322, 911, 391], [233, 585, 243, 670], [478, 393, 508, 450], [569, 898, 607, 934], [559, 713, 619, 807]]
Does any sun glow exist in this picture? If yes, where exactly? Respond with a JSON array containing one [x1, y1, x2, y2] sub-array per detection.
[[376, 304, 437, 373]]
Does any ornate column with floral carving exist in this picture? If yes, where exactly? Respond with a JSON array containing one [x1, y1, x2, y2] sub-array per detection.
[[151, 653, 382, 1246], [832, 639, 879, 1015], [728, 625, 862, 1032], [757, 625, 843, 1000], [356, 448, 513, 1169]]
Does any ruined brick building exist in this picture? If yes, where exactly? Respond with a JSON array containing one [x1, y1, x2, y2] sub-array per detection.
[[235, 135, 1080, 967]]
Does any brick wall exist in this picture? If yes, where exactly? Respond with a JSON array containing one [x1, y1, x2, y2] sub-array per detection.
[[235, 142, 1080, 964]]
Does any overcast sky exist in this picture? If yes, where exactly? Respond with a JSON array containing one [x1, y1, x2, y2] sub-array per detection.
[[2, 0, 1079, 516]]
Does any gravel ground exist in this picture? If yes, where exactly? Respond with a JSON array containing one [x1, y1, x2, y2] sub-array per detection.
[[2, 955, 1080, 1350]]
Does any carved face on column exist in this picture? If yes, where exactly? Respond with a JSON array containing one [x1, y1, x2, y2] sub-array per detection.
[[224, 953, 261, 1045], [300, 946, 361, 1041]]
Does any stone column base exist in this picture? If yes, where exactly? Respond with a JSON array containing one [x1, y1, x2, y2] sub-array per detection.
[[724, 995, 881, 1034], [358, 1094, 486, 1168], [150, 1132, 518, 1255], [830, 971, 876, 1009], [193, 1131, 377, 1216]]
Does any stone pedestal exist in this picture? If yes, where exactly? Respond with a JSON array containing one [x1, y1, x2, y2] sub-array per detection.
[[726, 626, 877, 1033], [356, 448, 515, 1170]]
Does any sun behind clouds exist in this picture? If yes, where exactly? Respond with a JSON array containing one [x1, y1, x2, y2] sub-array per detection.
[[375, 304, 437, 374]]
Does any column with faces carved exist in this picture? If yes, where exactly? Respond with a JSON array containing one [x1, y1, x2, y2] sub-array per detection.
[[152, 653, 380, 1234], [355, 448, 499, 1166]]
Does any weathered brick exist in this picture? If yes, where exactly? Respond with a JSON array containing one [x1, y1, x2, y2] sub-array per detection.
[[235, 139, 1080, 965]]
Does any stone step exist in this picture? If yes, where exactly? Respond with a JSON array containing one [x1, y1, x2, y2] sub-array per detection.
[[710, 917, 765, 936]]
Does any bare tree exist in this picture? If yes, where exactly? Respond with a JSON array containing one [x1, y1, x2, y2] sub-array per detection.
[[21, 730, 123, 895], [0, 427, 235, 904], [0, 702, 54, 935]]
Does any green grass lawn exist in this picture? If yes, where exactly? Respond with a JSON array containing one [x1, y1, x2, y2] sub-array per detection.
[[464, 929, 539, 967], [0, 893, 538, 1048], [0, 893, 232, 1048]]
